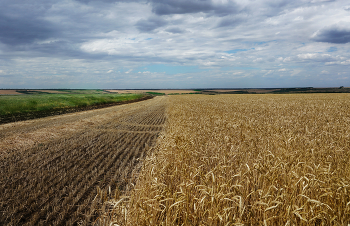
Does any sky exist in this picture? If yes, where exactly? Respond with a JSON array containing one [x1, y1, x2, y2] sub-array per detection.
[[0, 0, 350, 89]]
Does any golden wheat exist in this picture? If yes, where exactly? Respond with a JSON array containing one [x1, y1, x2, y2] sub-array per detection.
[[110, 94, 350, 226]]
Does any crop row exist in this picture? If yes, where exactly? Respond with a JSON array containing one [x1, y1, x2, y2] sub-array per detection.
[[0, 100, 166, 225]]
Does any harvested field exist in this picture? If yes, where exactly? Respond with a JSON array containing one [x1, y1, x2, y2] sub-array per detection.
[[0, 90, 23, 95], [106, 89, 198, 94], [0, 96, 167, 225], [204, 89, 281, 93], [115, 94, 350, 225]]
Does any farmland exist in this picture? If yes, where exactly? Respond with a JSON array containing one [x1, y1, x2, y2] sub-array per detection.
[[0, 93, 145, 116], [2, 93, 350, 225], [0, 96, 166, 225], [105, 94, 350, 225], [105, 89, 200, 95], [0, 92, 148, 125]]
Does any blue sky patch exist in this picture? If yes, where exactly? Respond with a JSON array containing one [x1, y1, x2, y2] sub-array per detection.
[[327, 47, 337, 52], [253, 41, 267, 45], [225, 49, 249, 54]]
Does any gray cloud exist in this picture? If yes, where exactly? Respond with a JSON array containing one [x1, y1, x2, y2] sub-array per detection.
[[75, 0, 144, 3], [312, 25, 350, 44], [30, 40, 99, 59], [217, 16, 245, 28], [136, 17, 168, 32], [266, 0, 291, 8], [165, 27, 185, 34], [0, 14, 54, 46], [0, 0, 56, 47], [150, 0, 239, 16]]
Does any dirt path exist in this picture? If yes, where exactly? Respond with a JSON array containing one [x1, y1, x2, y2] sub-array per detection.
[[0, 96, 167, 225]]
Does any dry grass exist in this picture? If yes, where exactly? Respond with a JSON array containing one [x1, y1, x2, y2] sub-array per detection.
[[107, 94, 350, 225]]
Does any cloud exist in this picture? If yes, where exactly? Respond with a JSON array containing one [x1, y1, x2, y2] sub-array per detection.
[[261, 69, 273, 76], [266, 0, 291, 8], [217, 15, 245, 27], [326, 59, 350, 65], [150, 0, 239, 16], [253, 58, 263, 63], [312, 24, 350, 44], [341, 60, 350, 65], [0, 14, 54, 46], [291, 69, 302, 76], [76, 0, 143, 3], [283, 57, 291, 62], [310, 0, 335, 2], [297, 53, 333, 62], [135, 17, 168, 32], [1, 0, 350, 88], [165, 27, 185, 34]]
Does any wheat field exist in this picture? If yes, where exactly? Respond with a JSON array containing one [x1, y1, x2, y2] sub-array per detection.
[[102, 94, 350, 226]]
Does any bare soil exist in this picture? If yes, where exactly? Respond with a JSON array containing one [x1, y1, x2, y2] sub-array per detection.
[[0, 96, 167, 225]]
